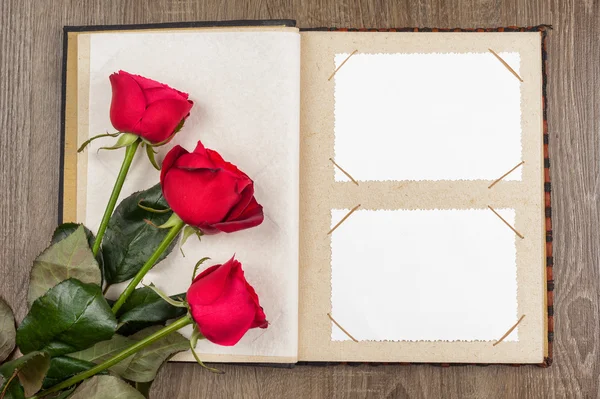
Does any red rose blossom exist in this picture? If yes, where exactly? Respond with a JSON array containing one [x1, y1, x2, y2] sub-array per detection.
[[160, 141, 264, 234], [109, 70, 193, 143], [187, 257, 268, 346]]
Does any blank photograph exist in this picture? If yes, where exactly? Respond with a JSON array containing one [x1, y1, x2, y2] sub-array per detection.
[[330, 209, 519, 342], [333, 53, 522, 182]]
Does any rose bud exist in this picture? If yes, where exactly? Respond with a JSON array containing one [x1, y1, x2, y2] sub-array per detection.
[[109, 70, 193, 143], [187, 257, 268, 346], [160, 141, 264, 234]]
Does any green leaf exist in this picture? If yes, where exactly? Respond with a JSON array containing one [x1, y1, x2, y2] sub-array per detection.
[[51, 223, 92, 246], [42, 357, 105, 389], [181, 226, 196, 247], [141, 284, 187, 309], [157, 213, 183, 229], [145, 144, 160, 170], [116, 287, 187, 336], [28, 226, 102, 306], [0, 351, 50, 397], [49, 387, 76, 399], [191, 257, 210, 281], [0, 297, 16, 363], [69, 376, 144, 399], [102, 184, 178, 284], [77, 132, 120, 152], [17, 279, 117, 357], [0, 373, 24, 399], [137, 200, 169, 214], [148, 119, 184, 147], [119, 326, 189, 382], [51, 223, 105, 288], [10, 355, 50, 397], [134, 381, 152, 398], [179, 226, 202, 257], [189, 326, 222, 374], [66, 326, 188, 383], [98, 133, 139, 151], [67, 335, 136, 376]]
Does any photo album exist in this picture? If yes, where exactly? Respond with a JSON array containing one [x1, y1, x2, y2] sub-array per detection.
[[61, 20, 552, 366]]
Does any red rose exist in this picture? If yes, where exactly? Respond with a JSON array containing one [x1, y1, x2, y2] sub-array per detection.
[[109, 70, 193, 143], [160, 141, 264, 234], [187, 257, 268, 346]]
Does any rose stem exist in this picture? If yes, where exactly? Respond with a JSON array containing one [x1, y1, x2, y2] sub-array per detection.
[[91, 139, 141, 256], [111, 219, 185, 314], [28, 314, 193, 399]]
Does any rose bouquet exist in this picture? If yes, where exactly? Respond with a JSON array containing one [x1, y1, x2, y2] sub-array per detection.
[[0, 71, 267, 399]]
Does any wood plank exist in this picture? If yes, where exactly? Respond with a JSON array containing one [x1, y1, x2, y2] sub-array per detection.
[[0, 0, 597, 397], [0, 0, 33, 322]]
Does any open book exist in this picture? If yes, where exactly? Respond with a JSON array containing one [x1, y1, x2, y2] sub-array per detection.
[[61, 21, 552, 366]]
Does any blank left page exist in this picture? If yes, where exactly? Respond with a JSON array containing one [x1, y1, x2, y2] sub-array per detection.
[[75, 27, 300, 363]]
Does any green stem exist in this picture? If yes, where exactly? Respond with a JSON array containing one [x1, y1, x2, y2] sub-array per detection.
[[29, 315, 193, 399], [111, 219, 185, 314], [92, 140, 141, 256]]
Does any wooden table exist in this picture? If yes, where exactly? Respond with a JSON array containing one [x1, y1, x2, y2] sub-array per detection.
[[1, 0, 597, 397]]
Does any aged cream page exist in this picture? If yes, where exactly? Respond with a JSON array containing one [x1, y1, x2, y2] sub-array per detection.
[[298, 31, 545, 363], [71, 26, 300, 363]]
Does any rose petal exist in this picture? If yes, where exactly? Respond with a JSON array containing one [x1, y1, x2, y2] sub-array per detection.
[[127, 72, 190, 100], [192, 141, 209, 157], [160, 145, 188, 185], [225, 183, 255, 222], [125, 71, 163, 89], [109, 72, 146, 132], [193, 264, 220, 283], [212, 213, 264, 233], [194, 225, 220, 235], [143, 87, 191, 105], [203, 149, 254, 215], [187, 145, 253, 210], [237, 267, 268, 329], [173, 152, 217, 171], [213, 197, 264, 233], [191, 274, 257, 346], [134, 98, 193, 143], [250, 307, 268, 329], [188, 260, 234, 304], [206, 149, 249, 179], [162, 168, 242, 226]]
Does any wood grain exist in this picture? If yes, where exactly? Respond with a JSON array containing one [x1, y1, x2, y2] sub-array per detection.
[[0, 0, 598, 397]]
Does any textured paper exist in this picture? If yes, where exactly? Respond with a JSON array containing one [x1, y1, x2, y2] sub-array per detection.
[[77, 27, 300, 363], [333, 52, 522, 181], [299, 31, 545, 363], [330, 209, 518, 342]]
